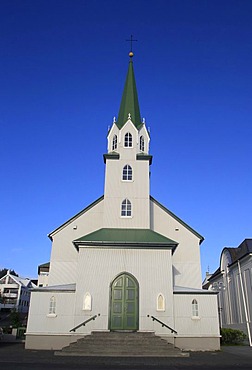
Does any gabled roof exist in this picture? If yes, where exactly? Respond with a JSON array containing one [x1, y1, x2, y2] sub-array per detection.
[[150, 196, 204, 243], [48, 195, 104, 239], [116, 59, 142, 129], [73, 228, 178, 252], [47, 194, 203, 244], [0, 272, 35, 288], [207, 267, 221, 282], [224, 239, 252, 265], [208, 239, 252, 283]]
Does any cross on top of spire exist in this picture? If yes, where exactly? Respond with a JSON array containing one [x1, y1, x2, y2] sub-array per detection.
[[126, 35, 137, 58]]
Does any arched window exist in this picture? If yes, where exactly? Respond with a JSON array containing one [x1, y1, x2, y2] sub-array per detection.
[[122, 165, 132, 181], [83, 292, 92, 311], [121, 199, 132, 217], [112, 135, 117, 151], [124, 132, 132, 147], [140, 135, 144, 152], [49, 296, 56, 314], [157, 293, 165, 311], [192, 299, 199, 317]]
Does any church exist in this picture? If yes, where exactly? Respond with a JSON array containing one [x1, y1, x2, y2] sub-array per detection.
[[26, 52, 220, 351]]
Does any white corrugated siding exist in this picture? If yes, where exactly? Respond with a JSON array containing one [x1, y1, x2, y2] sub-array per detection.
[[26, 291, 75, 334], [174, 294, 219, 336], [150, 199, 202, 289], [48, 200, 104, 286], [73, 248, 174, 334]]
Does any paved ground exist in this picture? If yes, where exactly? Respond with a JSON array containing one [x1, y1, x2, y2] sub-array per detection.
[[0, 340, 252, 369]]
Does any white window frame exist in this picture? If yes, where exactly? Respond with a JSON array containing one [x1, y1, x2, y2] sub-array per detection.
[[122, 165, 133, 181], [121, 198, 132, 217], [112, 134, 117, 151], [124, 132, 132, 148], [140, 135, 144, 152], [192, 299, 200, 319], [47, 296, 57, 317]]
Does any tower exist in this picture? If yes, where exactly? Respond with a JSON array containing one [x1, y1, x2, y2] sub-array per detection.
[[103, 53, 152, 229]]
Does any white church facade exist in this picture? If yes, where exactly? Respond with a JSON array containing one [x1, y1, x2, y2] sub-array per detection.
[[26, 53, 220, 351]]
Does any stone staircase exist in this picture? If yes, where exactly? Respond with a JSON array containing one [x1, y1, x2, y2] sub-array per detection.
[[55, 331, 189, 357]]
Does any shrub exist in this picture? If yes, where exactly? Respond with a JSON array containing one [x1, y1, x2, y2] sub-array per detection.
[[10, 309, 22, 328], [221, 328, 247, 345]]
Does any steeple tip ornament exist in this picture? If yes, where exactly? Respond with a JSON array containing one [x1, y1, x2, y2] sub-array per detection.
[[126, 35, 137, 60]]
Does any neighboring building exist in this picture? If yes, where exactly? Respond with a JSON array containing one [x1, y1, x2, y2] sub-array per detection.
[[26, 53, 220, 351], [205, 239, 252, 344], [38, 262, 50, 287], [0, 270, 36, 313]]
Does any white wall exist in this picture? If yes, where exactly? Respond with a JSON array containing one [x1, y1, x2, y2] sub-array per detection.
[[150, 199, 202, 289], [48, 199, 104, 286], [72, 247, 174, 334], [174, 293, 219, 336], [26, 291, 75, 334]]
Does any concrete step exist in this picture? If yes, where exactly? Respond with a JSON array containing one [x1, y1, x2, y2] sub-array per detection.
[[55, 331, 189, 357]]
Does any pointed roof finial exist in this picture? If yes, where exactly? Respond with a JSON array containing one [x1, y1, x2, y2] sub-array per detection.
[[126, 34, 137, 59]]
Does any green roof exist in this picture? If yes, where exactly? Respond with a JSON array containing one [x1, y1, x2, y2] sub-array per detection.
[[117, 60, 142, 129], [73, 228, 177, 251]]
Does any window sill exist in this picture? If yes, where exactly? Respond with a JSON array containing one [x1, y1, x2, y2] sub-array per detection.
[[191, 316, 200, 320], [47, 313, 57, 318]]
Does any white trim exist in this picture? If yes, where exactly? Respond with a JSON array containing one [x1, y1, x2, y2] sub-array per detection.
[[156, 293, 165, 311]]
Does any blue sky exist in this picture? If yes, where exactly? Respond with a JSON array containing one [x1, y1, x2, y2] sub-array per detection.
[[0, 0, 251, 279]]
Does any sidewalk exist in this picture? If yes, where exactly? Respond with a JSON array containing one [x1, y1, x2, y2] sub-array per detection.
[[0, 334, 24, 343], [0, 341, 252, 367], [221, 345, 252, 358]]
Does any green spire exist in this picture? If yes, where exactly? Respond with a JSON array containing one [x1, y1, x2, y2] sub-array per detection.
[[116, 59, 142, 129]]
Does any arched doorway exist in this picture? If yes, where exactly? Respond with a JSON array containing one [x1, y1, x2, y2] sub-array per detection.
[[109, 273, 139, 331]]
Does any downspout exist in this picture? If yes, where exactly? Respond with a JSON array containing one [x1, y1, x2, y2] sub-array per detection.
[[238, 260, 252, 346]]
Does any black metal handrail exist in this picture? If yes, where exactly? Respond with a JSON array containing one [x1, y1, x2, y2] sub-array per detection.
[[147, 315, 177, 334], [70, 313, 100, 332]]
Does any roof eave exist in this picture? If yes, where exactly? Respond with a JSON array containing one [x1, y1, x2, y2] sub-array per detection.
[[73, 240, 177, 251], [48, 195, 104, 240], [150, 196, 204, 243]]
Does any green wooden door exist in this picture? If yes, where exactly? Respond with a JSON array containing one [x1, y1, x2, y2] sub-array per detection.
[[110, 273, 138, 330]]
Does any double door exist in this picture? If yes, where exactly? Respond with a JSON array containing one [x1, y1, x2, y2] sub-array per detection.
[[110, 273, 138, 330]]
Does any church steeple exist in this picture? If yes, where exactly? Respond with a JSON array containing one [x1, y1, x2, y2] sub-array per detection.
[[103, 51, 151, 230], [116, 53, 142, 129]]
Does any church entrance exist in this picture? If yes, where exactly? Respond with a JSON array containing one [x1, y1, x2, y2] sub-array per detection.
[[109, 273, 139, 331]]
